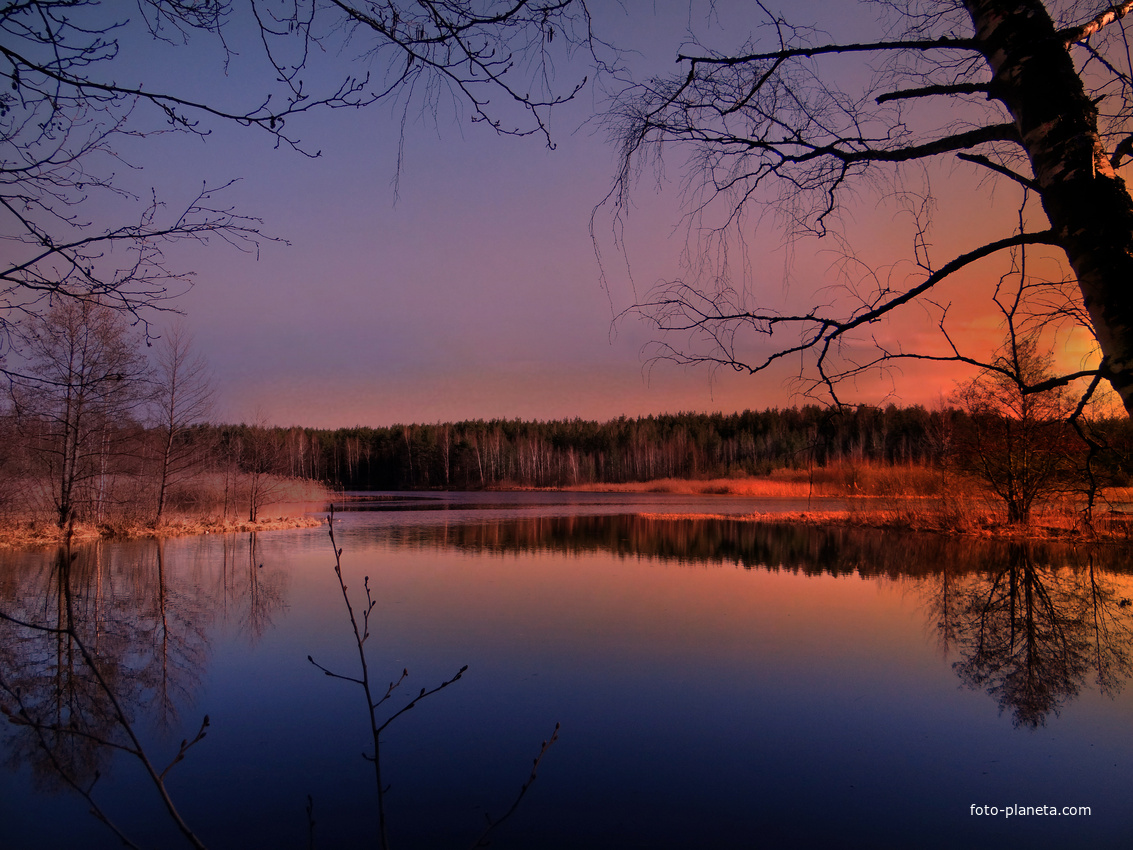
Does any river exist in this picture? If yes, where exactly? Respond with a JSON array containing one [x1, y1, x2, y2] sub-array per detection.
[[1, 492, 1131, 848]]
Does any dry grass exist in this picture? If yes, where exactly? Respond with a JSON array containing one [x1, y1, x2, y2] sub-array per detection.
[[565, 463, 957, 499], [566, 464, 1133, 541], [1095, 486, 1133, 505], [570, 477, 820, 498], [0, 472, 332, 549], [0, 514, 326, 549]]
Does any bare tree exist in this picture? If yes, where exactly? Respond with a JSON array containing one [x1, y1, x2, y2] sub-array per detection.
[[7, 299, 148, 527], [27, 0, 1133, 430], [150, 322, 214, 526], [238, 415, 287, 523], [952, 336, 1078, 523], [605, 1, 1133, 416]]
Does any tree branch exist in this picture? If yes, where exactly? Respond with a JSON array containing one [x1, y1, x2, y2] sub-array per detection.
[[470, 723, 560, 849], [1111, 133, 1133, 168], [1061, 1, 1133, 44], [957, 152, 1038, 190], [638, 229, 1059, 396], [676, 36, 978, 67], [876, 82, 991, 104]]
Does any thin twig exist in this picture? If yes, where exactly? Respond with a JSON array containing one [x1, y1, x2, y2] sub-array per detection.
[[471, 723, 561, 849]]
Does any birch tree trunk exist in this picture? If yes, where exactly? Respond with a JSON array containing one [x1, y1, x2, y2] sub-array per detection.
[[968, 2, 1133, 410]]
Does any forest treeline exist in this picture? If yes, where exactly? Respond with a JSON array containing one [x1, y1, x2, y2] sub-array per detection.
[[201, 404, 1133, 492]]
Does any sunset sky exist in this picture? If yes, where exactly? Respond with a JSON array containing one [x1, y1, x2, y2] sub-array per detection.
[[23, 1, 1102, 428]]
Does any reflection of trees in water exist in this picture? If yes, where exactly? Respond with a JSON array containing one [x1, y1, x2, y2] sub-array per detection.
[[147, 539, 212, 732], [0, 532, 287, 795], [0, 542, 206, 790], [929, 546, 1133, 728], [380, 514, 1133, 726], [380, 514, 941, 575], [376, 513, 1129, 579], [0, 547, 120, 791], [214, 532, 288, 642]]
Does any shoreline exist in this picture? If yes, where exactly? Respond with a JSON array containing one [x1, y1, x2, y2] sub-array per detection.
[[5, 480, 1132, 547], [0, 515, 326, 550], [557, 478, 1133, 541]]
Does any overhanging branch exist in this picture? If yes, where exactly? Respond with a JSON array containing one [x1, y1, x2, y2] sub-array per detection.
[[676, 36, 978, 67], [637, 229, 1059, 385]]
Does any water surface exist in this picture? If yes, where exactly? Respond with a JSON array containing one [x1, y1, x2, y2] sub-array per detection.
[[1, 493, 1131, 848]]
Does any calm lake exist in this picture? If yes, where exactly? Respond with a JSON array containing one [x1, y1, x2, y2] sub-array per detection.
[[2, 492, 1132, 849]]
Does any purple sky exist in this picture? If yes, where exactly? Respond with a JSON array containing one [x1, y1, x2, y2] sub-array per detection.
[[30, 1, 1098, 428]]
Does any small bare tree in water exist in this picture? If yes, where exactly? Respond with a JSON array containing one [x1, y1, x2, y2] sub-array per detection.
[[228, 416, 286, 523]]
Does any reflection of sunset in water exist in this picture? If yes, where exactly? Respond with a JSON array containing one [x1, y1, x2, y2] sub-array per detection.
[[2, 510, 1132, 848]]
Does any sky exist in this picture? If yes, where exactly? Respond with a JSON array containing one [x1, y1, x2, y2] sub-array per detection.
[[7, 1, 1105, 428]]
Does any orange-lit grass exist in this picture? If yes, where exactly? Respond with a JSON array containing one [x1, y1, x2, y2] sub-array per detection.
[[564, 462, 955, 498], [1098, 486, 1133, 504], [568, 463, 1133, 541]]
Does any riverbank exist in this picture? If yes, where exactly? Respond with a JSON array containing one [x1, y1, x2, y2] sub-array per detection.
[[563, 470, 1133, 501], [8, 472, 1133, 547], [0, 514, 326, 549], [559, 465, 955, 498], [0, 473, 333, 549], [564, 473, 1133, 541]]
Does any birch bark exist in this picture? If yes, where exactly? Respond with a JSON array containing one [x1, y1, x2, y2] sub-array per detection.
[[965, 0, 1133, 412]]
